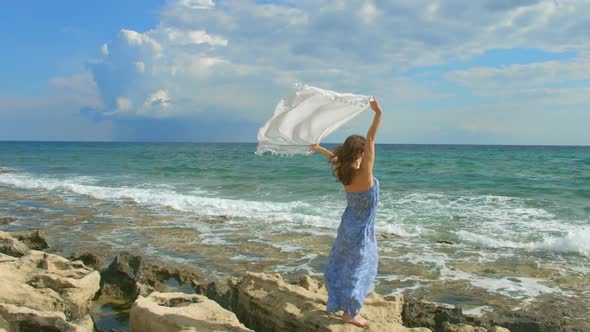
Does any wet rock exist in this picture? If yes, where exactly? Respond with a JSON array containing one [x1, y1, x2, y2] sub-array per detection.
[[0, 217, 17, 225], [99, 252, 202, 304], [489, 327, 510, 332], [194, 281, 232, 309], [402, 299, 482, 331], [14, 229, 50, 250], [70, 252, 104, 270], [490, 310, 571, 332], [0, 247, 100, 330], [378, 232, 403, 240], [100, 252, 146, 301], [128, 292, 252, 332], [95, 251, 226, 332], [436, 240, 455, 245], [484, 294, 587, 332], [228, 272, 431, 332], [442, 322, 486, 332]]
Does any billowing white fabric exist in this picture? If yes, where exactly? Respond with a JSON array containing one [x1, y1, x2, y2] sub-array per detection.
[[256, 85, 371, 156]]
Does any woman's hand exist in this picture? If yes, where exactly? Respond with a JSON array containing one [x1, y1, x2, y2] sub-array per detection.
[[310, 144, 321, 152], [370, 98, 382, 114]]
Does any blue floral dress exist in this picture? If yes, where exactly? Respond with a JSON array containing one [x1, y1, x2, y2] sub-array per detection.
[[324, 177, 379, 315]]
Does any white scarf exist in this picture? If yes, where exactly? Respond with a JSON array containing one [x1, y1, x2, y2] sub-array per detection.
[[256, 85, 371, 156]]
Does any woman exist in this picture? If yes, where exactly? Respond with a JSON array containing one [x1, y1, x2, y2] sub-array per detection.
[[310, 98, 382, 327]]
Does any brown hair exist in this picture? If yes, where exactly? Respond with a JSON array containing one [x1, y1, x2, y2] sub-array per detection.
[[331, 135, 366, 185]]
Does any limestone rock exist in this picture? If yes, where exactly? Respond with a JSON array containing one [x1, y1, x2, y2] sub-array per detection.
[[14, 229, 49, 250], [442, 322, 487, 332], [297, 275, 325, 293], [0, 230, 49, 257], [0, 303, 93, 332], [70, 252, 104, 270], [489, 327, 510, 332], [0, 233, 29, 257], [228, 272, 431, 332], [99, 251, 202, 302], [0, 249, 100, 324], [128, 292, 252, 332]]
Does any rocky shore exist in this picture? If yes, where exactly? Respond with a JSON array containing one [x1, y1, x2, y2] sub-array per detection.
[[0, 230, 582, 331]]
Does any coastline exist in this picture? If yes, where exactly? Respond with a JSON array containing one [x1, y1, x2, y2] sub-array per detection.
[[1, 229, 585, 332]]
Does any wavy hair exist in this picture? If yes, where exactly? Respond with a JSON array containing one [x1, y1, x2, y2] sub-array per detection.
[[331, 135, 366, 185]]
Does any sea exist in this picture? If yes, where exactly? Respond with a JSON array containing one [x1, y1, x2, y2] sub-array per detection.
[[1, 142, 589, 326]]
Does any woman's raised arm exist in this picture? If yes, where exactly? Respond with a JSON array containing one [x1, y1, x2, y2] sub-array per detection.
[[362, 98, 382, 170], [310, 144, 337, 162]]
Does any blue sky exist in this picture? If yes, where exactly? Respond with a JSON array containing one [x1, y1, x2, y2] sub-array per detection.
[[1, 0, 589, 145]]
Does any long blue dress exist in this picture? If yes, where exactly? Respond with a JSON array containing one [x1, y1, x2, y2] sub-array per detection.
[[324, 177, 379, 316]]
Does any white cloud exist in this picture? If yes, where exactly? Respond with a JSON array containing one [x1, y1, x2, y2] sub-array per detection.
[[116, 97, 132, 112], [478, 86, 590, 106], [120, 29, 162, 55], [49, 71, 102, 108], [359, 1, 378, 24], [178, 0, 214, 9], [135, 61, 145, 73], [140, 90, 172, 116], [101, 43, 109, 56], [78, 0, 590, 144], [446, 59, 590, 88], [163, 27, 228, 46]]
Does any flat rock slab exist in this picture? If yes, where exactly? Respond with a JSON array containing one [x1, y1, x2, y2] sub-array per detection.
[[128, 292, 252, 332], [229, 272, 431, 332]]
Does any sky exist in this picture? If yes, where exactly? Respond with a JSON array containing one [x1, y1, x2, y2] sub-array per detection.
[[1, 0, 589, 145]]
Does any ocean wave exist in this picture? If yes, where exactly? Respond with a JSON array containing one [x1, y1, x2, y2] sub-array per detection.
[[384, 192, 556, 226], [534, 228, 590, 258], [2, 171, 587, 258], [456, 228, 590, 258], [380, 190, 584, 250], [0, 167, 19, 174], [0, 172, 338, 228]]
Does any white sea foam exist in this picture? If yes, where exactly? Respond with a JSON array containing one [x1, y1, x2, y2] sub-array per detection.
[[456, 230, 528, 249], [385, 283, 423, 295], [399, 252, 449, 270], [456, 228, 590, 258], [230, 254, 262, 262], [199, 233, 230, 245], [534, 228, 590, 257], [273, 253, 320, 275], [247, 238, 304, 253], [0, 172, 336, 228], [376, 223, 421, 238], [441, 268, 564, 301], [383, 191, 558, 230], [463, 305, 494, 317]]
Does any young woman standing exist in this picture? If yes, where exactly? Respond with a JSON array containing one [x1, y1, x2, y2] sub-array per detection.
[[310, 98, 382, 327]]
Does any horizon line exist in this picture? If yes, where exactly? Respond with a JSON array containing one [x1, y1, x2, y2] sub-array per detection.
[[0, 140, 589, 147]]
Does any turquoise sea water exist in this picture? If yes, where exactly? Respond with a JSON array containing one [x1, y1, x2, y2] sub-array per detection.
[[1, 142, 589, 323]]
